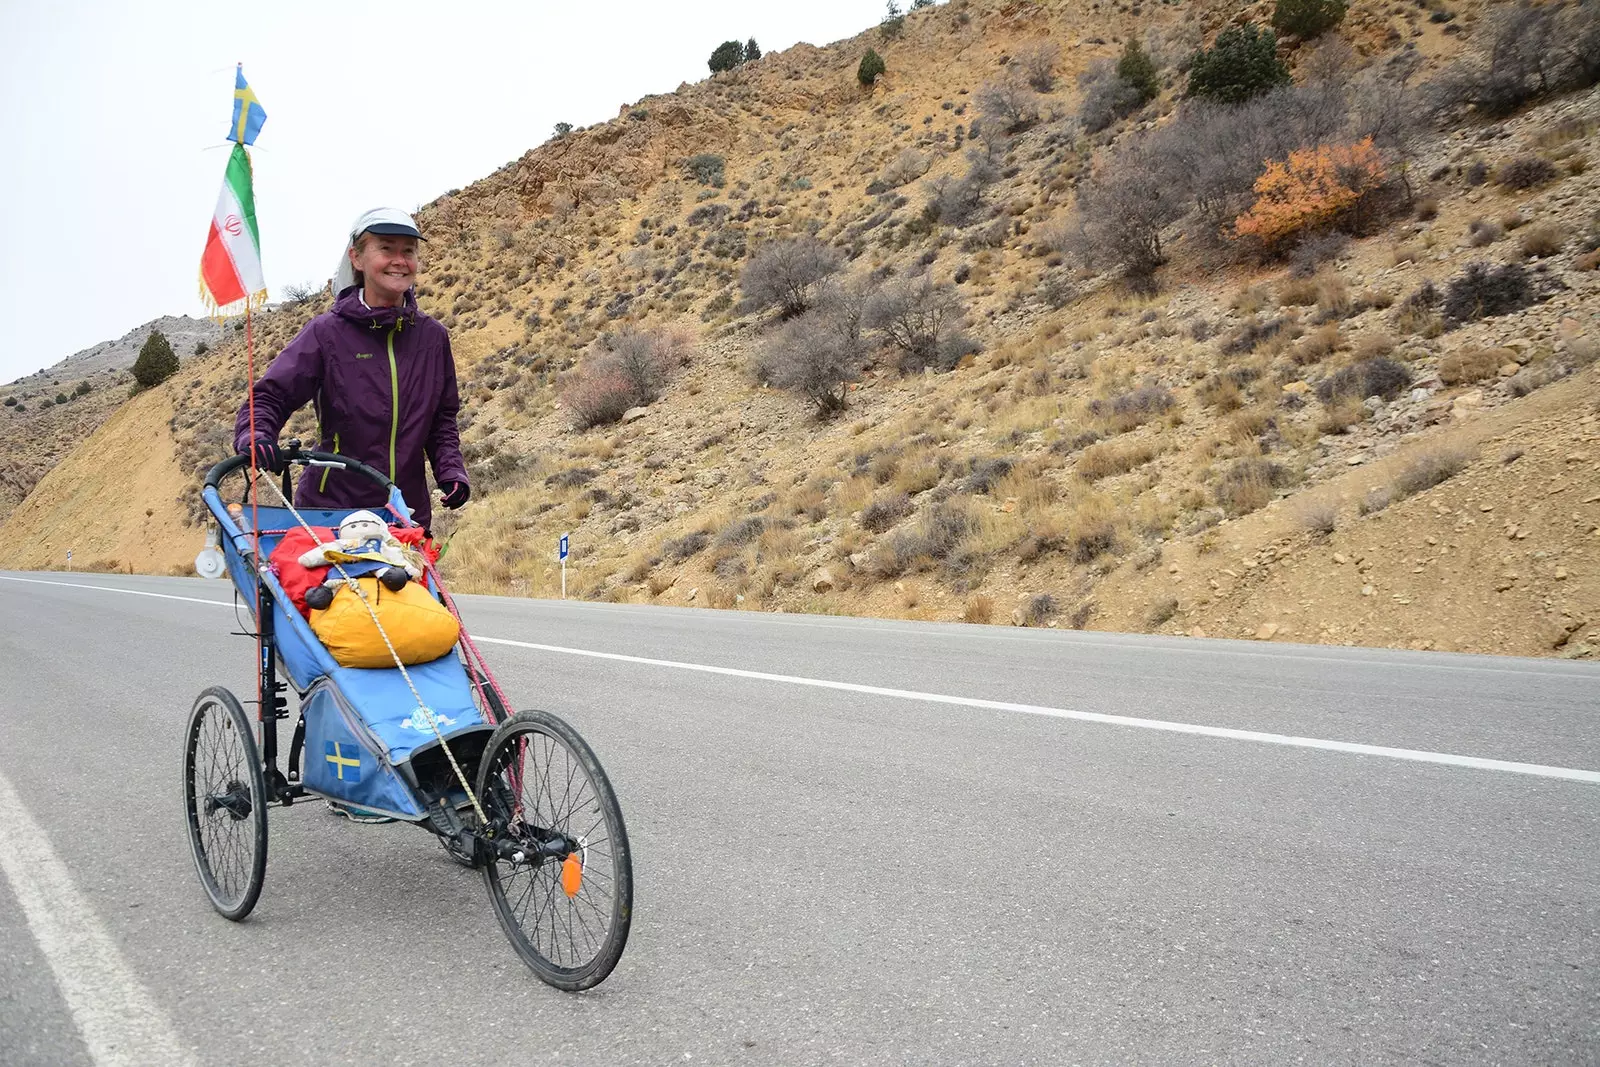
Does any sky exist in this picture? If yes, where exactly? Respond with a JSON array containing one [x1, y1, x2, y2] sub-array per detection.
[[0, 0, 886, 384]]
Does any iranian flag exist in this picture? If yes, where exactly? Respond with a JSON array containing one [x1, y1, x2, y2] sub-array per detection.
[[199, 143, 266, 315]]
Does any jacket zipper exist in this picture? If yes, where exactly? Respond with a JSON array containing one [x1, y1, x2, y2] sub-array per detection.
[[319, 431, 340, 493], [385, 325, 400, 481]]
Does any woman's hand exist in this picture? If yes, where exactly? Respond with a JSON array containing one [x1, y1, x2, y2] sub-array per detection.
[[440, 481, 470, 509]]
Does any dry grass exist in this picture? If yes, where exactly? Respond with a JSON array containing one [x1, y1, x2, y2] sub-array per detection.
[[1438, 346, 1504, 385], [1392, 443, 1475, 499], [1076, 438, 1161, 481], [1276, 277, 1321, 307], [1295, 498, 1339, 537], [1317, 396, 1366, 435], [1518, 223, 1566, 259], [962, 594, 995, 624]]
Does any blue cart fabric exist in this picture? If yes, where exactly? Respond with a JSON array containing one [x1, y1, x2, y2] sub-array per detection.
[[208, 498, 493, 822]]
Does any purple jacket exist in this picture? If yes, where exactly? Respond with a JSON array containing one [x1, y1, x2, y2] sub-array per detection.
[[233, 286, 467, 531]]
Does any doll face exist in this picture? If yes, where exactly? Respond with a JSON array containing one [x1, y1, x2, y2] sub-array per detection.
[[338, 512, 387, 543]]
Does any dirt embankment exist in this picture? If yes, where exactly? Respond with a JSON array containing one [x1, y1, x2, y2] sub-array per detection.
[[0, 383, 197, 575]]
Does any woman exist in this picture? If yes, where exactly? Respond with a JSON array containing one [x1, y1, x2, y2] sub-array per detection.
[[233, 208, 470, 824], [233, 207, 470, 535]]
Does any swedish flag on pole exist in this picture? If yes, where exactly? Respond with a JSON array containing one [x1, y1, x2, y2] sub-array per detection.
[[228, 64, 267, 146], [201, 66, 267, 317]]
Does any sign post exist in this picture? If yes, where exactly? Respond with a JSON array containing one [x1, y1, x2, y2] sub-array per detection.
[[559, 533, 569, 600]]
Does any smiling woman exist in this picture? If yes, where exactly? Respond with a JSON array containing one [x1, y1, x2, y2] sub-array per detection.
[[231, 208, 470, 535]]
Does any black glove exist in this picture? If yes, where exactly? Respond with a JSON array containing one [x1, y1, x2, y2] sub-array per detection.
[[243, 439, 284, 474], [440, 481, 471, 509]]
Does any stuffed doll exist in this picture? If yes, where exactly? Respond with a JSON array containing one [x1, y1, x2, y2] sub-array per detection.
[[298, 510, 421, 610]]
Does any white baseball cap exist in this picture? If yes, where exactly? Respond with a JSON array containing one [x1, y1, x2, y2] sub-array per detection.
[[350, 206, 423, 241], [333, 208, 424, 293]]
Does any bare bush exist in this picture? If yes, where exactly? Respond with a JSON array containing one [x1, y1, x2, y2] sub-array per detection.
[[975, 74, 1041, 134], [1495, 155, 1558, 191], [879, 148, 930, 189], [1315, 356, 1411, 403], [754, 279, 871, 414], [741, 237, 844, 317], [863, 276, 975, 373], [859, 491, 913, 532], [1014, 41, 1061, 92], [1078, 61, 1145, 133], [1066, 142, 1184, 286], [1426, 3, 1597, 120], [562, 326, 687, 428]]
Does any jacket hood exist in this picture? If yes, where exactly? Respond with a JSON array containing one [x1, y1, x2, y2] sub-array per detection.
[[332, 285, 418, 330]]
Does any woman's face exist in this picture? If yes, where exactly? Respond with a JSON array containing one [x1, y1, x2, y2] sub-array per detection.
[[350, 233, 419, 305]]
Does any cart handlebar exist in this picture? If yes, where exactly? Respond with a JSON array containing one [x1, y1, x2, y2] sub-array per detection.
[[203, 444, 397, 494]]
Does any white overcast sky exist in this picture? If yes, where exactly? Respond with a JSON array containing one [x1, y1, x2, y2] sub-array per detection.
[[0, 0, 884, 383]]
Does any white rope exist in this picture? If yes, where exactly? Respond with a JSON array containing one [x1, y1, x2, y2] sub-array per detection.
[[250, 470, 488, 826]]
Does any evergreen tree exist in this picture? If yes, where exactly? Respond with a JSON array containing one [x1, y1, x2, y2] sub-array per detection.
[[132, 330, 179, 388], [709, 40, 744, 73], [858, 48, 887, 87], [1273, 0, 1348, 39], [553, 121, 574, 138], [744, 38, 762, 63], [1186, 24, 1291, 104], [1117, 38, 1160, 104]]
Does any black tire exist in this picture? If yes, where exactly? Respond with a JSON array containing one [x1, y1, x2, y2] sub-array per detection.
[[476, 710, 632, 990], [183, 686, 269, 920]]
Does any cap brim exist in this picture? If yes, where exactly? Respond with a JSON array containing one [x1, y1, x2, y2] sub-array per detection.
[[361, 223, 424, 240]]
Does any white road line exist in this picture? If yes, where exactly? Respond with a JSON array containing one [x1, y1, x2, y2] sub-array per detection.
[[475, 636, 1600, 785], [9, 574, 1598, 784], [0, 770, 197, 1067], [0, 574, 232, 607]]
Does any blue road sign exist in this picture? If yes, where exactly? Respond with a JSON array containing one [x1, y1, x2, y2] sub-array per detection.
[[559, 533, 569, 561]]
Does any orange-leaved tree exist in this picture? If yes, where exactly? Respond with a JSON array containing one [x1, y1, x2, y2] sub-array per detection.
[[1233, 137, 1386, 249]]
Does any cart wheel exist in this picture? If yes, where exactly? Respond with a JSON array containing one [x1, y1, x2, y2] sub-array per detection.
[[183, 686, 269, 921], [476, 710, 632, 990]]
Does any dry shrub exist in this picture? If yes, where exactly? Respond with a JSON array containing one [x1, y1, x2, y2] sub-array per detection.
[[1215, 457, 1289, 516], [1146, 596, 1179, 627], [1467, 218, 1502, 247], [1494, 155, 1558, 191], [1293, 324, 1341, 365], [962, 594, 995, 624], [1077, 438, 1161, 481], [1065, 493, 1120, 564], [1438, 346, 1505, 385], [1199, 376, 1245, 412], [1277, 277, 1322, 306], [741, 237, 844, 317], [1316, 356, 1411, 403], [646, 573, 676, 597], [870, 499, 975, 578], [1317, 396, 1366, 434], [1088, 383, 1176, 433], [1015, 514, 1066, 561], [1296, 498, 1338, 537], [1518, 223, 1566, 259], [859, 491, 913, 532], [1020, 593, 1058, 627], [1352, 333, 1395, 360], [1393, 444, 1474, 498]]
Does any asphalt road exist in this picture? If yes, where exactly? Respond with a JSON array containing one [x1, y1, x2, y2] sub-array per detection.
[[1, 571, 1596, 1066]]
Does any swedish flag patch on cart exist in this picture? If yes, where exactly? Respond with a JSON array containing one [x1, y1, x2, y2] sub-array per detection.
[[324, 741, 363, 782]]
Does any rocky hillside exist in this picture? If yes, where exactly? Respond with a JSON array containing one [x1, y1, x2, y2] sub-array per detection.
[[3, 314, 221, 388], [2, 0, 1594, 658], [0, 315, 222, 523]]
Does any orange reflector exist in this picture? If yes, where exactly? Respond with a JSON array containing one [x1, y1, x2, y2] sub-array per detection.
[[561, 852, 583, 898]]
